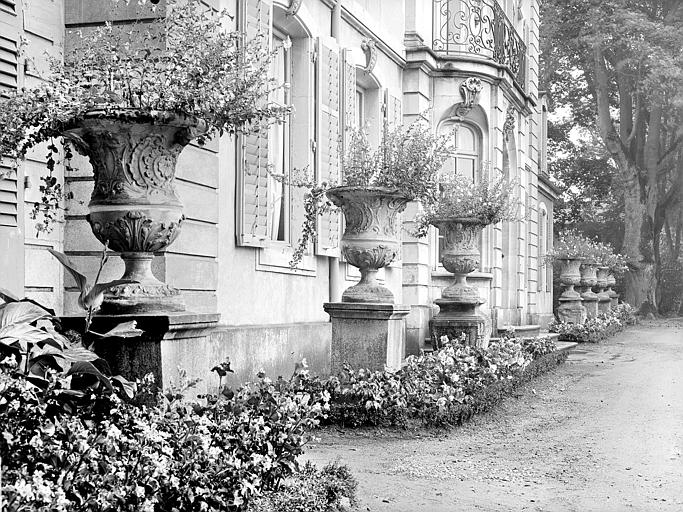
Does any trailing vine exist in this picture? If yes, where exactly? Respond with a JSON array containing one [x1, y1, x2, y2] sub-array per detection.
[[29, 140, 75, 236]]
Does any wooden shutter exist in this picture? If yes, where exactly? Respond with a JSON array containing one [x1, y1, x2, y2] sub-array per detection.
[[236, 0, 271, 247], [0, 33, 18, 92], [384, 89, 402, 129], [0, 6, 20, 227], [315, 37, 341, 257], [341, 49, 356, 160]]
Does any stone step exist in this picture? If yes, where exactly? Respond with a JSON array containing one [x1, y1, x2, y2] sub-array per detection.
[[498, 324, 542, 337]]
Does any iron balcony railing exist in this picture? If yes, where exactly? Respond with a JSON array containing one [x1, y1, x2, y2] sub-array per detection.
[[432, 0, 527, 90]]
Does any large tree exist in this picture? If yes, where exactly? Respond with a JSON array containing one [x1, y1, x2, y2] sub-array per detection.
[[541, 0, 683, 312]]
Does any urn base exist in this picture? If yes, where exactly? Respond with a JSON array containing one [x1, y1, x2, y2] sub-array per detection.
[[100, 252, 185, 315], [430, 299, 491, 349], [342, 282, 395, 304]]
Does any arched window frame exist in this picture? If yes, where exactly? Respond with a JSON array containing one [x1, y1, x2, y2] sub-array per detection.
[[431, 120, 484, 272]]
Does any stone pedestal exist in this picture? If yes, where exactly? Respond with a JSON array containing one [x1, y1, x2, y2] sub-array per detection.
[[430, 298, 491, 349], [608, 289, 619, 308], [323, 302, 410, 373], [597, 292, 611, 314], [581, 289, 599, 319], [61, 312, 220, 396], [557, 297, 587, 324]]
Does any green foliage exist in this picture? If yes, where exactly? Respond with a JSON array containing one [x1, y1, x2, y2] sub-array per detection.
[[286, 120, 452, 267], [1, 358, 331, 511], [342, 123, 452, 203], [246, 462, 358, 512], [547, 230, 628, 271], [415, 173, 519, 236], [296, 336, 560, 429], [549, 303, 638, 343], [0, 0, 289, 234]]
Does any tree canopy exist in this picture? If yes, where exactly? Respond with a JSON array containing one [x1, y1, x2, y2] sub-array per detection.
[[541, 0, 683, 313]]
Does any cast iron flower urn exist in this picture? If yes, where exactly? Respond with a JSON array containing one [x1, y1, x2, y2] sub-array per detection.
[[64, 109, 207, 314]]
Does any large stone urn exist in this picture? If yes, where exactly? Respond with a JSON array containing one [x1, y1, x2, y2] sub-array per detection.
[[606, 272, 619, 307], [596, 266, 612, 314], [556, 257, 587, 324], [429, 218, 491, 349], [326, 186, 409, 303], [64, 109, 207, 314], [579, 261, 599, 319]]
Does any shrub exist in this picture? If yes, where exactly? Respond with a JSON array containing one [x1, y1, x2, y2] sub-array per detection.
[[415, 172, 519, 236], [549, 303, 637, 343], [1, 355, 331, 511], [246, 462, 357, 512], [296, 335, 562, 429]]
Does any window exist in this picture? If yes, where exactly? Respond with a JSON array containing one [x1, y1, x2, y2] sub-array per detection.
[[439, 123, 479, 183], [267, 31, 291, 242], [434, 122, 482, 270], [355, 87, 364, 128]]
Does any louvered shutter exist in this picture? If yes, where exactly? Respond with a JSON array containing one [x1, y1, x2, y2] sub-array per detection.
[[315, 37, 341, 257], [236, 0, 271, 247], [0, 6, 20, 227], [341, 49, 356, 160]]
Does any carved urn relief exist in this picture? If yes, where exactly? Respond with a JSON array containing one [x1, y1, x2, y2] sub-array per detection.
[[596, 266, 612, 313], [557, 257, 583, 299], [433, 217, 485, 303], [64, 110, 207, 314], [429, 217, 491, 349], [326, 186, 409, 303], [556, 257, 587, 324]]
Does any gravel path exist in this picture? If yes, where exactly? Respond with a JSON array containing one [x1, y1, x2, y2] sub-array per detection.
[[305, 319, 683, 511]]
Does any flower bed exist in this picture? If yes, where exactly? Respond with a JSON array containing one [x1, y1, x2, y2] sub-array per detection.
[[294, 336, 565, 429], [548, 303, 638, 343]]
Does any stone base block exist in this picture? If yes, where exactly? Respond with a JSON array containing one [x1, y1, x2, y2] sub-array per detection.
[[557, 298, 587, 324], [581, 295, 599, 319], [323, 302, 410, 373], [597, 292, 611, 314], [61, 312, 220, 396], [430, 299, 491, 349]]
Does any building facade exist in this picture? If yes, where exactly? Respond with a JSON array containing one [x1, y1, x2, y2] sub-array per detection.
[[1, 0, 555, 381]]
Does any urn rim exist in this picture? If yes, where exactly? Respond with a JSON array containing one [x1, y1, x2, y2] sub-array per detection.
[[325, 185, 411, 203], [63, 107, 209, 136], [429, 216, 488, 228]]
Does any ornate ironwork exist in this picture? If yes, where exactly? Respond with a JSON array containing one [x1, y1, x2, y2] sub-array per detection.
[[432, 0, 527, 90]]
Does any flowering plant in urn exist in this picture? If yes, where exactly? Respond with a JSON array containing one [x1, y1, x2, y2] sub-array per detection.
[[289, 121, 451, 303], [417, 173, 518, 302], [0, 0, 289, 313]]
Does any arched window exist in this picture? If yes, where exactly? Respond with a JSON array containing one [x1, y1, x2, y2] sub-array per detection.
[[433, 121, 483, 270], [438, 123, 480, 183]]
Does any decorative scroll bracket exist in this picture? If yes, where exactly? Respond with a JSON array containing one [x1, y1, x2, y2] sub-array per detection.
[[361, 38, 377, 74], [503, 104, 516, 141], [450, 77, 483, 120], [287, 0, 303, 16]]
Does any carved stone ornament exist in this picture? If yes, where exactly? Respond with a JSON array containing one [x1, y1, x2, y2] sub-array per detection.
[[361, 39, 378, 74], [432, 217, 485, 304], [429, 218, 491, 349], [326, 186, 409, 303], [63, 109, 208, 314], [503, 104, 516, 141], [286, 0, 303, 16], [451, 77, 484, 119], [557, 257, 587, 324]]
